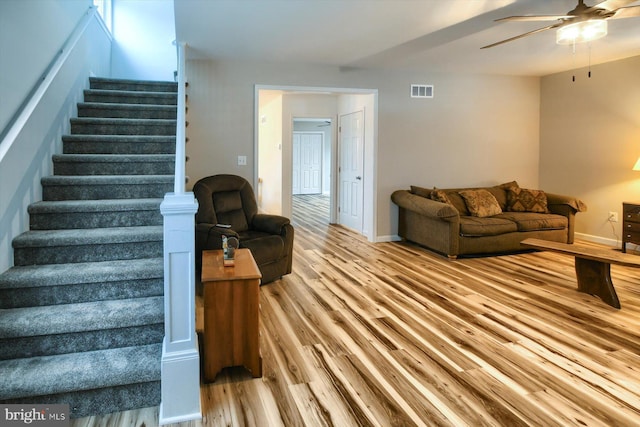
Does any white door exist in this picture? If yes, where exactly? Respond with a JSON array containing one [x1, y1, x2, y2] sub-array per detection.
[[338, 111, 364, 232], [293, 132, 322, 195]]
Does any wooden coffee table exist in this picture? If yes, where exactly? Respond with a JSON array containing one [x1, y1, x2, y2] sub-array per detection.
[[521, 238, 640, 309], [201, 248, 262, 382]]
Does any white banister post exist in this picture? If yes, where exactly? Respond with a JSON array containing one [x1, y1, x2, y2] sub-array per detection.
[[159, 193, 201, 424], [159, 41, 201, 424]]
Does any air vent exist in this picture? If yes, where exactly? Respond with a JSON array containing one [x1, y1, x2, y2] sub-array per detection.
[[410, 84, 434, 98]]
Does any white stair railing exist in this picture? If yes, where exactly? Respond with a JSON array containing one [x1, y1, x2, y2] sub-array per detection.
[[174, 42, 187, 194], [159, 42, 202, 425]]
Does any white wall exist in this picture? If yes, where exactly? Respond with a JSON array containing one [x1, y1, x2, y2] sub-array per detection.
[[540, 55, 640, 247], [257, 91, 283, 214], [0, 4, 112, 271], [184, 59, 540, 240], [0, 0, 92, 133], [111, 0, 176, 81]]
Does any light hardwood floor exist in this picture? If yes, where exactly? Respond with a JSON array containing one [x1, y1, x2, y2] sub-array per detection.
[[73, 194, 640, 426]]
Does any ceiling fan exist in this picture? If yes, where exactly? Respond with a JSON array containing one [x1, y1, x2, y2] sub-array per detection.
[[481, 0, 640, 49]]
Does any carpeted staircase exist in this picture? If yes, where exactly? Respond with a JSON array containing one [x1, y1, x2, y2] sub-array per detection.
[[0, 77, 178, 417]]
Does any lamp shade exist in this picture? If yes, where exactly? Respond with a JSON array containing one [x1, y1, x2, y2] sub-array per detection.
[[633, 157, 640, 171], [556, 20, 608, 45]]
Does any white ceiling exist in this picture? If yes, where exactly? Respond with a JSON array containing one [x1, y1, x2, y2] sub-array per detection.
[[174, 0, 640, 76]]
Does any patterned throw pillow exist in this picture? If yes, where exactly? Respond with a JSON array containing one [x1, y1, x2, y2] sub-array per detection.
[[507, 188, 549, 213], [458, 189, 503, 217], [430, 189, 452, 205]]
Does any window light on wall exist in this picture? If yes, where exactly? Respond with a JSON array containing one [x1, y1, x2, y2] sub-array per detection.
[[93, 0, 112, 31]]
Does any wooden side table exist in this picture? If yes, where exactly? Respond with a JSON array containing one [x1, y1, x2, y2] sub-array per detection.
[[201, 248, 262, 382], [622, 202, 640, 253]]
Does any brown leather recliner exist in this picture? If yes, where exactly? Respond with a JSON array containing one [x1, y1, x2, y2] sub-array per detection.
[[193, 174, 294, 284]]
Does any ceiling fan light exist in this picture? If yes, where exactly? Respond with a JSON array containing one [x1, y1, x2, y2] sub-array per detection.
[[556, 20, 608, 45]]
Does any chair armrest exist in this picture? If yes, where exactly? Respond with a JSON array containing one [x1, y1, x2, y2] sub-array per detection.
[[391, 190, 459, 222], [252, 214, 291, 235], [546, 193, 587, 213], [196, 223, 239, 249]]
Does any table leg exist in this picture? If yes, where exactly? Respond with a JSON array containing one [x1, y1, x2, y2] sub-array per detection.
[[574, 257, 621, 309]]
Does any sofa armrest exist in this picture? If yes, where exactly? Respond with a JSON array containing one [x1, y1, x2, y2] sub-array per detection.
[[252, 213, 291, 235], [546, 193, 587, 213], [391, 190, 459, 222]]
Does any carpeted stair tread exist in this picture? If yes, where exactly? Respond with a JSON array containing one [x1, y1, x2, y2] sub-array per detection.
[[0, 343, 161, 401], [42, 174, 174, 184], [12, 226, 162, 248], [70, 117, 177, 136], [90, 77, 177, 92], [0, 258, 163, 290], [53, 154, 175, 175], [28, 199, 163, 229], [28, 198, 163, 215], [78, 102, 177, 120], [52, 154, 174, 163], [0, 296, 163, 339], [71, 117, 177, 125], [41, 175, 173, 201], [62, 134, 176, 154], [0, 258, 163, 309], [83, 89, 177, 106], [41, 174, 174, 196]]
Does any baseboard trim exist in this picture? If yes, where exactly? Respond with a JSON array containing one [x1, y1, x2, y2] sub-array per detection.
[[573, 232, 631, 249], [377, 234, 402, 243]]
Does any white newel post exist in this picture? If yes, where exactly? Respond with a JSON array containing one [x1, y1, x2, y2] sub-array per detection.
[[159, 193, 202, 424]]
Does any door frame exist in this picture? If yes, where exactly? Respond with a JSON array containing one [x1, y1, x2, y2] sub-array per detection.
[[254, 84, 378, 242]]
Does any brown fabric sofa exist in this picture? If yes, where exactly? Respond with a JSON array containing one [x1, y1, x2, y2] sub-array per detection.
[[391, 181, 586, 259], [194, 174, 294, 284]]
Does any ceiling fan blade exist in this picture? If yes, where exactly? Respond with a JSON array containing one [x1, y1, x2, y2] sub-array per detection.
[[495, 15, 573, 22], [610, 5, 640, 18], [481, 23, 560, 49], [594, 0, 639, 12]]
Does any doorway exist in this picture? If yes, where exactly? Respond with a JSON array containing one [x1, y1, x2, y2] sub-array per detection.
[[292, 118, 332, 223], [255, 85, 378, 242]]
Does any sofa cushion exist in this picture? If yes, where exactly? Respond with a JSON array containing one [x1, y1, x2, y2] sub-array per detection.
[[494, 212, 567, 232], [507, 188, 549, 213], [459, 189, 503, 217], [459, 216, 518, 237]]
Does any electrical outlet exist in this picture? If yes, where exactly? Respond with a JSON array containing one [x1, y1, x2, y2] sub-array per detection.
[[608, 211, 618, 222], [237, 155, 247, 166]]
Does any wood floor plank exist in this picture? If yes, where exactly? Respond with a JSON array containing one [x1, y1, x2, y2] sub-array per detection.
[[73, 194, 640, 427]]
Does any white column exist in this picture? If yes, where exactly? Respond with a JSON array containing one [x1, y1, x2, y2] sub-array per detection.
[[159, 192, 201, 425]]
